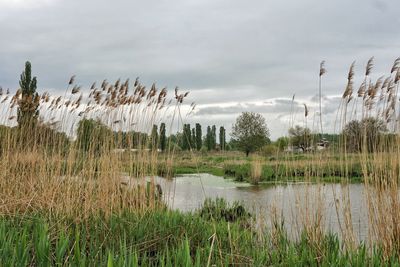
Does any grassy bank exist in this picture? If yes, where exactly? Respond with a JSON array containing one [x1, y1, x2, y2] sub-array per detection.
[[162, 151, 366, 184], [0, 203, 395, 266]]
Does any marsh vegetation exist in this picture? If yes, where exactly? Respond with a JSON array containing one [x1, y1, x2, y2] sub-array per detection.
[[1, 58, 400, 265]]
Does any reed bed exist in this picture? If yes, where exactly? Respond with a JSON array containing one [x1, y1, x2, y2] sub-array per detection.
[[1, 58, 400, 264], [0, 75, 192, 219], [283, 57, 400, 259]]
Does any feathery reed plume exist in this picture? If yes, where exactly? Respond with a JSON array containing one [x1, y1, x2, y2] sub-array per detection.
[[174, 87, 179, 99], [373, 76, 384, 94], [71, 86, 80, 94], [304, 103, 309, 117], [347, 96, 353, 104], [319, 60, 326, 76], [343, 61, 355, 99], [365, 57, 374, 76], [391, 57, 400, 74], [114, 78, 120, 89], [101, 79, 107, 89], [68, 75, 76, 85], [387, 79, 394, 93], [358, 80, 366, 97], [382, 77, 391, 90], [90, 82, 96, 90], [348, 61, 355, 83], [365, 82, 374, 100]]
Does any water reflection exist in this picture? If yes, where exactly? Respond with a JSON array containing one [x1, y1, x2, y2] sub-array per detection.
[[155, 173, 368, 241]]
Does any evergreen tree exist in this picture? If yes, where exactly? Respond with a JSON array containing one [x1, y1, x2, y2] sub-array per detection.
[[150, 124, 158, 150], [219, 126, 226, 150], [181, 125, 187, 150], [195, 123, 202, 151], [191, 128, 196, 149], [159, 123, 166, 152], [211, 125, 216, 150], [17, 61, 40, 128], [206, 126, 212, 151], [182, 124, 192, 150]]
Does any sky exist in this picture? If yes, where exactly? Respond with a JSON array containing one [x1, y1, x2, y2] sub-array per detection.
[[0, 0, 399, 139]]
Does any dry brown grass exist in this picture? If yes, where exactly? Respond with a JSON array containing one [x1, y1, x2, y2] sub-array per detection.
[[250, 157, 262, 185], [270, 57, 400, 259], [0, 76, 188, 220], [2, 59, 400, 260], [331, 57, 400, 256]]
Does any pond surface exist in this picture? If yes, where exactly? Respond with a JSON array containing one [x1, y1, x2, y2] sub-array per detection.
[[155, 173, 368, 241]]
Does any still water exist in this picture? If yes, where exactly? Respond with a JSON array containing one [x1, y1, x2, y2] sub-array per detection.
[[155, 173, 368, 241]]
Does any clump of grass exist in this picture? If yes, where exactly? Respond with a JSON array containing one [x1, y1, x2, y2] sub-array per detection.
[[197, 197, 251, 223]]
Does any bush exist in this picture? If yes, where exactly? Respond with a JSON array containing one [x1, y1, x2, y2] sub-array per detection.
[[197, 198, 251, 223]]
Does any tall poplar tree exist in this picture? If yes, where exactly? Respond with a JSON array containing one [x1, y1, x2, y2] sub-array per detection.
[[206, 126, 212, 151], [182, 124, 192, 150], [195, 123, 202, 150], [219, 126, 226, 151], [191, 128, 196, 149], [17, 61, 40, 128], [150, 125, 158, 150], [159, 123, 166, 152], [211, 125, 216, 150]]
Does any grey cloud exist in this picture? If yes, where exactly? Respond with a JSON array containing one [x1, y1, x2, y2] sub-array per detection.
[[322, 96, 342, 115], [195, 104, 246, 116], [0, 0, 399, 138], [274, 99, 298, 106], [195, 98, 302, 116], [310, 94, 329, 102], [372, 0, 388, 12]]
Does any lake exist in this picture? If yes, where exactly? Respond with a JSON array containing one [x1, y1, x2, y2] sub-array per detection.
[[154, 173, 368, 241]]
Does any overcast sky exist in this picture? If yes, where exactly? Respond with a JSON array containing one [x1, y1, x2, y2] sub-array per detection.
[[0, 0, 399, 139]]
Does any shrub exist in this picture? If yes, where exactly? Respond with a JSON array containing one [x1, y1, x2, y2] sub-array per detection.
[[197, 198, 251, 223]]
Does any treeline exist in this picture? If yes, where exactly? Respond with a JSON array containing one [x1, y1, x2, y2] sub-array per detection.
[[281, 117, 394, 153], [0, 117, 228, 154], [177, 123, 227, 151], [75, 119, 228, 153]]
